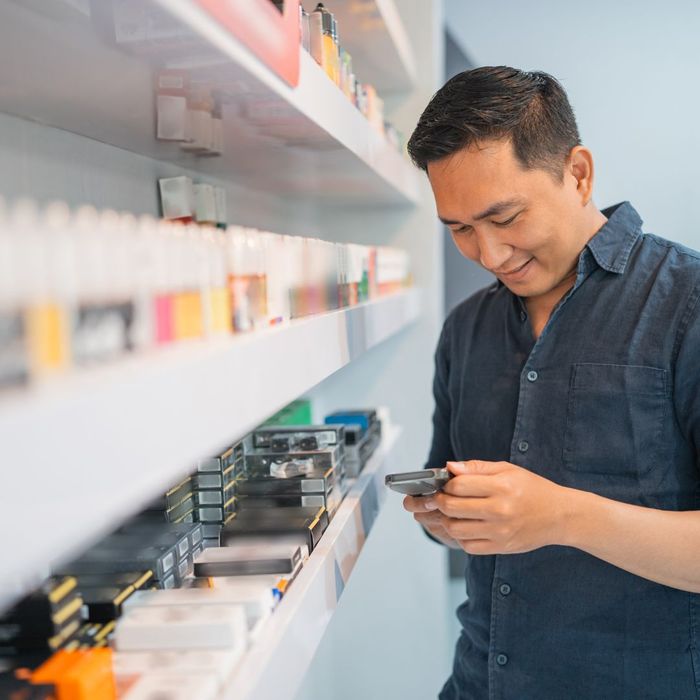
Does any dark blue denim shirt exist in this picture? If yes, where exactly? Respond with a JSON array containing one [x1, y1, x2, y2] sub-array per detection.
[[430, 203, 700, 700]]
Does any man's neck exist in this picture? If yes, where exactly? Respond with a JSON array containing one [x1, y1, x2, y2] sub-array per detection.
[[525, 206, 608, 339]]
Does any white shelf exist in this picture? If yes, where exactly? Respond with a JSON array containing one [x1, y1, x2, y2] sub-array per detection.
[[222, 425, 402, 700], [0, 0, 419, 206], [0, 291, 420, 613], [328, 0, 417, 95]]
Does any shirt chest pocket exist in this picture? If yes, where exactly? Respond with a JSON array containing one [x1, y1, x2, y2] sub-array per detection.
[[562, 363, 669, 476]]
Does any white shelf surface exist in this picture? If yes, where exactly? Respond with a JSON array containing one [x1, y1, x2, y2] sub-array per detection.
[[0, 290, 420, 613], [222, 425, 402, 700], [0, 0, 419, 206]]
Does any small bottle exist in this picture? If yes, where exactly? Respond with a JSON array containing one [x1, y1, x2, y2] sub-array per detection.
[[309, 5, 324, 68], [336, 243, 349, 308], [331, 14, 341, 86], [368, 246, 378, 299], [18, 200, 72, 376], [173, 224, 204, 340], [132, 214, 158, 350], [152, 219, 176, 345], [358, 245, 370, 303], [339, 48, 352, 99], [323, 240, 339, 311], [112, 211, 138, 353], [0, 197, 31, 389], [226, 227, 247, 332], [348, 244, 361, 306], [227, 227, 268, 333], [75, 207, 136, 364], [263, 232, 290, 326], [288, 235, 306, 319], [312, 4, 336, 84], [196, 226, 213, 337], [300, 4, 311, 52], [204, 227, 232, 336], [306, 238, 323, 315]]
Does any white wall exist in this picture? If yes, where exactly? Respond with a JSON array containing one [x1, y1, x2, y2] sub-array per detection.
[[445, 0, 700, 250]]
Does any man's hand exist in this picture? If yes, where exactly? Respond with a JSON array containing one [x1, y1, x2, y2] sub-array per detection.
[[414, 460, 570, 555], [403, 493, 463, 549]]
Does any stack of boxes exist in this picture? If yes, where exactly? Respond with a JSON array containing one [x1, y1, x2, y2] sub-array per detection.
[[193, 439, 245, 547], [55, 523, 203, 592], [0, 576, 83, 660], [325, 409, 382, 477], [140, 476, 196, 524]]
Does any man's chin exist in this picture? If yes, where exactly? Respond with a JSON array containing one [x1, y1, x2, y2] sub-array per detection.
[[500, 279, 547, 298]]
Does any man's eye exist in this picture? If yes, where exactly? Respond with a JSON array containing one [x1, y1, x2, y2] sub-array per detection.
[[493, 213, 519, 227], [453, 225, 472, 235]]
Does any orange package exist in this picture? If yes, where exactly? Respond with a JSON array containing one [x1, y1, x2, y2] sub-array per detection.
[[31, 649, 115, 700]]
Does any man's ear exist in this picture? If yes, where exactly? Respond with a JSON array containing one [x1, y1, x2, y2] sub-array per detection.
[[568, 146, 595, 206]]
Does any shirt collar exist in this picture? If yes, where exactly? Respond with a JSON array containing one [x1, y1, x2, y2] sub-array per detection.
[[585, 201, 643, 274]]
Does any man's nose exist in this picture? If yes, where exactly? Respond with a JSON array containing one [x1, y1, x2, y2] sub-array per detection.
[[477, 232, 512, 272]]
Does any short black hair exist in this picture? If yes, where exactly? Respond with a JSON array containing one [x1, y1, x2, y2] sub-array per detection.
[[407, 66, 581, 181]]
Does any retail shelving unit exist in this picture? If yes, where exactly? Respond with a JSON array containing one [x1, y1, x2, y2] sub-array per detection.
[[222, 425, 401, 700]]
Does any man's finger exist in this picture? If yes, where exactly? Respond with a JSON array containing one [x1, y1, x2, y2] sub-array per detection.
[[413, 510, 445, 529], [432, 493, 495, 519], [443, 474, 495, 498], [403, 495, 439, 513], [447, 460, 508, 477], [441, 517, 490, 541]]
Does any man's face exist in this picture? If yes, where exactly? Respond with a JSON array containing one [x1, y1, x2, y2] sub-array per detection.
[[427, 139, 586, 299]]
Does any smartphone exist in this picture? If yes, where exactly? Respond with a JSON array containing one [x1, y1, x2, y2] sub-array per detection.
[[384, 468, 450, 496]]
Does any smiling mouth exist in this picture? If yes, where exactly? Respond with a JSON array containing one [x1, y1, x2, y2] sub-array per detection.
[[497, 258, 534, 276]]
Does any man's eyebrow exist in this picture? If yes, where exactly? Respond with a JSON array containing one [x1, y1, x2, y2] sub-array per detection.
[[438, 198, 526, 226]]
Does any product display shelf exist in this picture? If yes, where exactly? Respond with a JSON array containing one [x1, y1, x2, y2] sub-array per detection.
[[222, 425, 402, 700], [329, 0, 417, 94], [0, 290, 420, 614], [0, 0, 419, 206]]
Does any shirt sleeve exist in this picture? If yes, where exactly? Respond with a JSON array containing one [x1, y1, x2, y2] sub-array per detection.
[[421, 318, 457, 546], [424, 317, 456, 470], [674, 287, 700, 462]]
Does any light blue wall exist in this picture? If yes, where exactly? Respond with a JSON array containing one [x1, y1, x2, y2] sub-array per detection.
[[445, 0, 700, 250], [294, 2, 458, 699]]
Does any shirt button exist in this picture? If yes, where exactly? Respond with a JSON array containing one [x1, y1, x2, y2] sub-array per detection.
[[499, 583, 511, 596], [519, 311, 527, 322], [496, 653, 509, 666], [518, 440, 529, 453], [526, 370, 538, 382]]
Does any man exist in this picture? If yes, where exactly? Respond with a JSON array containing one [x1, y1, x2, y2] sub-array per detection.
[[404, 66, 700, 699]]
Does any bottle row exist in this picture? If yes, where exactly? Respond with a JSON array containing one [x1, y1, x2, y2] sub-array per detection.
[[0, 198, 411, 392], [296, 2, 400, 147]]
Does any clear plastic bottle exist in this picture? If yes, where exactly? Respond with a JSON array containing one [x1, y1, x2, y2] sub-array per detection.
[[71, 206, 135, 364], [227, 227, 268, 333], [0, 197, 31, 389], [207, 228, 232, 335], [152, 219, 176, 345], [173, 224, 204, 340], [17, 199, 71, 375]]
